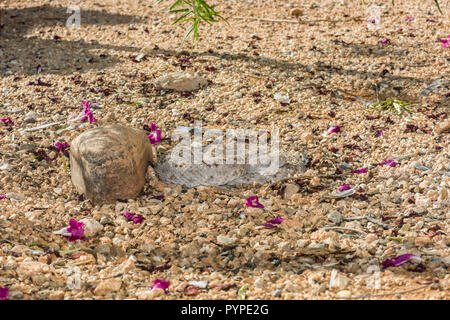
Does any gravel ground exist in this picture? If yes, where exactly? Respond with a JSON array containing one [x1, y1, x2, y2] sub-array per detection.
[[0, 0, 449, 300]]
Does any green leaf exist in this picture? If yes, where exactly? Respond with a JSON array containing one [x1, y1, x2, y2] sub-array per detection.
[[181, 24, 195, 47], [173, 11, 192, 25], [169, 0, 184, 10], [158, 0, 226, 46], [238, 285, 247, 300], [169, 8, 191, 13], [42, 167, 56, 174], [59, 247, 82, 256], [369, 98, 414, 115], [62, 155, 68, 171], [198, 0, 215, 11], [386, 236, 404, 242], [27, 242, 41, 248], [434, 0, 443, 14]]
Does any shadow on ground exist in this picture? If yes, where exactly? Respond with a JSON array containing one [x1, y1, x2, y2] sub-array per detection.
[[1, 5, 445, 104], [0, 5, 142, 76]]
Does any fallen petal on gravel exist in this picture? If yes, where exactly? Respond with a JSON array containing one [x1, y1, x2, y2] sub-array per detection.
[[382, 254, 420, 269]]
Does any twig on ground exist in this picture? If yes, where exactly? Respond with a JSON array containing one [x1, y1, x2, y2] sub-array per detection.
[[335, 232, 364, 239], [343, 215, 390, 229], [232, 17, 364, 24], [425, 215, 449, 221], [351, 284, 432, 299], [265, 174, 312, 191], [310, 262, 340, 269], [233, 16, 299, 23], [211, 186, 246, 199], [264, 173, 343, 191], [321, 226, 367, 234]]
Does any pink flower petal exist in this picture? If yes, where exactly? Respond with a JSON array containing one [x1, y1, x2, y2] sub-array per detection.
[[123, 212, 144, 224], [382, 254, 419, 269], [268, 217, 284, 224], [53, 142, 70, 153], [269, 217, 284, 224], [123, 212, 135, 221], [439, 36, 450, 48], [64, 219, 86, 242], [148, 130, 161, 144], [262, 216, 285, 228], [86, 112, 97, 123], [379, 158, 398, 167], [0, 286, 9, 300], [246, 196, 264, 208], [337, 183, 351, 192], [81, 100, 97, 123], [328, 125, 341, 134], [0, 195, 6, 200], [132, 215, 144, 224], [149, 122, 158, 132], [150, 279, 170, 293], [350, 167, 367, 174], [1, 117, 14, 127]]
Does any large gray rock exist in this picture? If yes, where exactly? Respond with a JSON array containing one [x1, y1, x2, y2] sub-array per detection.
[[70, 125, 155, 204], [154, 72, 207, 91]]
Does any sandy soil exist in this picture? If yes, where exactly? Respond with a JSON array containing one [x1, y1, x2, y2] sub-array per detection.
[[0, 0, 449, 300]]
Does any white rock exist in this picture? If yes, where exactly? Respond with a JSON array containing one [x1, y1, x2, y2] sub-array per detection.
[[336, 290, 352, 299], [154, 72, 207, 91], [188, 280, 208, 289], [0, 162, 12, 171], [80, 218, 104, 237], [415, 196, 431, 208], [135, 53, 145, 62], [296, 239, 308, 248], [272, 289, 282, 297], [254, 277, 264, 288], [273, 92, 290, 103], [330, 189, 355, 199], [217, 235, 236, 246], [330, 269, 350, 289]]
